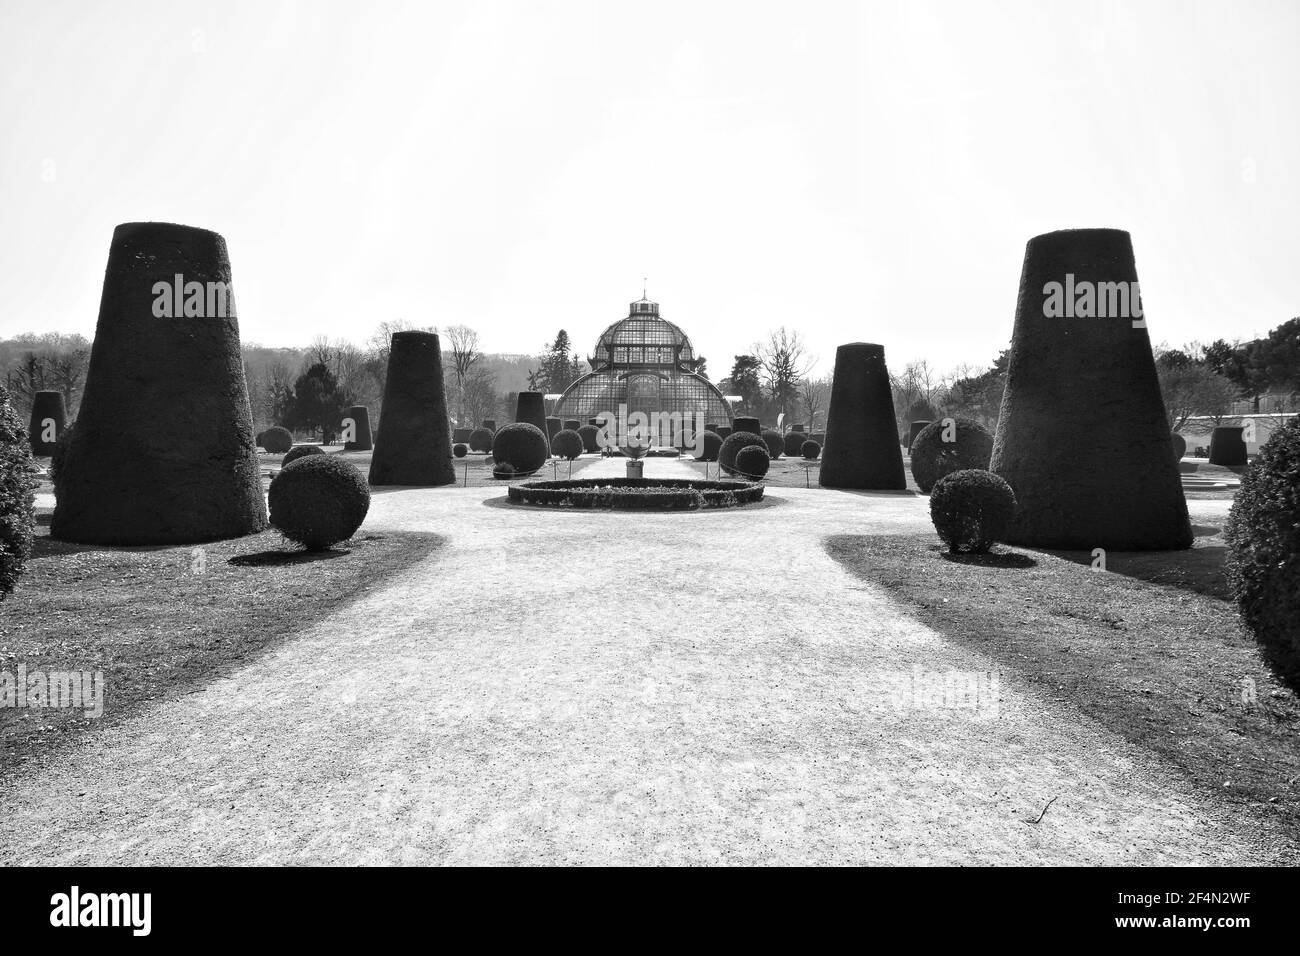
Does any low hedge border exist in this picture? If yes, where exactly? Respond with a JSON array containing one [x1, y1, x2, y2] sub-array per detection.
[[508, 477, 765, 510]]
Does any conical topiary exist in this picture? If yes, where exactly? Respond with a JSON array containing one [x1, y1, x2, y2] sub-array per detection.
[[906, 420, 930, 452], [51, 222, 267, 545], [482, 419, 496, 432], [1209, 426, 1247, 466], [733, 416, 761, 436], [819, 343, 906, 490], [28, 390, 67, 456], [515, 391, 546, 433], [343, 404, 373, 451], [368, 331, 455, 486], [990, 228, 1191, 549], [545, 416, 561, 444]]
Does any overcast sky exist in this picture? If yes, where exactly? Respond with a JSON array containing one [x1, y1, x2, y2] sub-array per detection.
[[2, 0, 1297, 377]]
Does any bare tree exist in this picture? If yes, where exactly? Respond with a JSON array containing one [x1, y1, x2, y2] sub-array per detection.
[[440, 324, 482, 424], [753, 327, 813, 424], [801, 376, 831, 431]]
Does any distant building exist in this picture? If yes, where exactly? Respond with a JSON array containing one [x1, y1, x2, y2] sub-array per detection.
[[553, 297, 733, 442]]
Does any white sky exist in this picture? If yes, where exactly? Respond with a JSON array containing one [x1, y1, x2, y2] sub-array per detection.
[[2, 0, 1297, 376]]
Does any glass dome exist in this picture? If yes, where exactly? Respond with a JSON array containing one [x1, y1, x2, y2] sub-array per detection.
[[554, 298, 734, 444]]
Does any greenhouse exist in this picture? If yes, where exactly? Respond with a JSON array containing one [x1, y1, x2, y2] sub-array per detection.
[[553, 297, 734, 446]]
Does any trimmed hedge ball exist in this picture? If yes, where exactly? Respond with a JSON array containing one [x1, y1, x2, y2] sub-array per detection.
[[261, 426, 293, 454], [782, 431, 805, 458], [696, 430, 723, 462], [734, 444, 771, 479], [491, 422, 548, 475], [801, 439, 821, 460], [719, 431, 767, 476], [453, 443, 468, 458], [909, 417, 994, 493], [282, 444, 325, 467], [761, 428, 784, 459], [1226, 418, 1300, 683], [929, 469, 1017, 554], [469, 427, 494, 453], [578, 424, 601, 453], [268, 454, 370, 551], [1171, 432, 1187, 461], [551, 428, 584, 461]]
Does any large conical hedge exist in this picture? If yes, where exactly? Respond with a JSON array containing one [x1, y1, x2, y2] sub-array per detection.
[[368, 331, 455, 486], [51, 222, 267, 544], [991, 228, 1191, 549], [28, 390, 66, 456], [515, 391, 546, 433], [819, 343, 905, 490]]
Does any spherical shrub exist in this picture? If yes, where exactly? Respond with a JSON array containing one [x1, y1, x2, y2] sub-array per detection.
[[551, 428, 584, 461], [261, 426, 293, 454], [782, 431, 805, 458], [1226, 418, 1300, 684], [909, 417, 994, 493], [734, 445, 771, 479], [578, 424, 601, 454], [282, 444, 325, 467], [468, 427, 494, 453], [491, 422, 548, 475], [0, 384, 36, 598], [801, 439, 821, 460], [929, 469, 1017, 554], [1171, 432, 1187, 461], [453, 443, 468, 458], [719, 431, 767, 476], [696, 430, 722, 462], [761, 429, 785, 459], [268, 454, 370, 552], [255, 429, 265, 448]]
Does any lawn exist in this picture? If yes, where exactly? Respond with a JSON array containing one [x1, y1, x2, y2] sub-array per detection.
[[0, 521, 443, 778], [825, 530, 1300, 834]]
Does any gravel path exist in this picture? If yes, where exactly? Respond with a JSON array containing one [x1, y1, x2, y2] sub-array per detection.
[[0, 462, 1281, 864]]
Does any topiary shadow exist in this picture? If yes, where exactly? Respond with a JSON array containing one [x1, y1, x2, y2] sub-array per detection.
[[229, 548, 351, 567], [939, 548, 1037, 569], [1035, 545, 1231, 601]]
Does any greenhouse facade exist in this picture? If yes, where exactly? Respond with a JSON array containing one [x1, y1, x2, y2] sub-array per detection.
[[553, 297, 734, 446]]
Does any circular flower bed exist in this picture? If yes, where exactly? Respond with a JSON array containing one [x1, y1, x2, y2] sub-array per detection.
[[508, 477, 764, 510]]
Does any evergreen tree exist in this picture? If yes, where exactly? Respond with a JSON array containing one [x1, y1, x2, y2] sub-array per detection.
[[286, 362, 349, 441]]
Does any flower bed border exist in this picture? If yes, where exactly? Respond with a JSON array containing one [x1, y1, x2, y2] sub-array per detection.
[[507, 477, 764, 510]]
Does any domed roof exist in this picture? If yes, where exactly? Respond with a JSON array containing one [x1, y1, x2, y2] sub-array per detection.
[[592, 298, 696, 366]]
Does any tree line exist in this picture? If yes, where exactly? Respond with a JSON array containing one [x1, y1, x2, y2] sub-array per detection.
[[5, 314, 1298, 441]]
